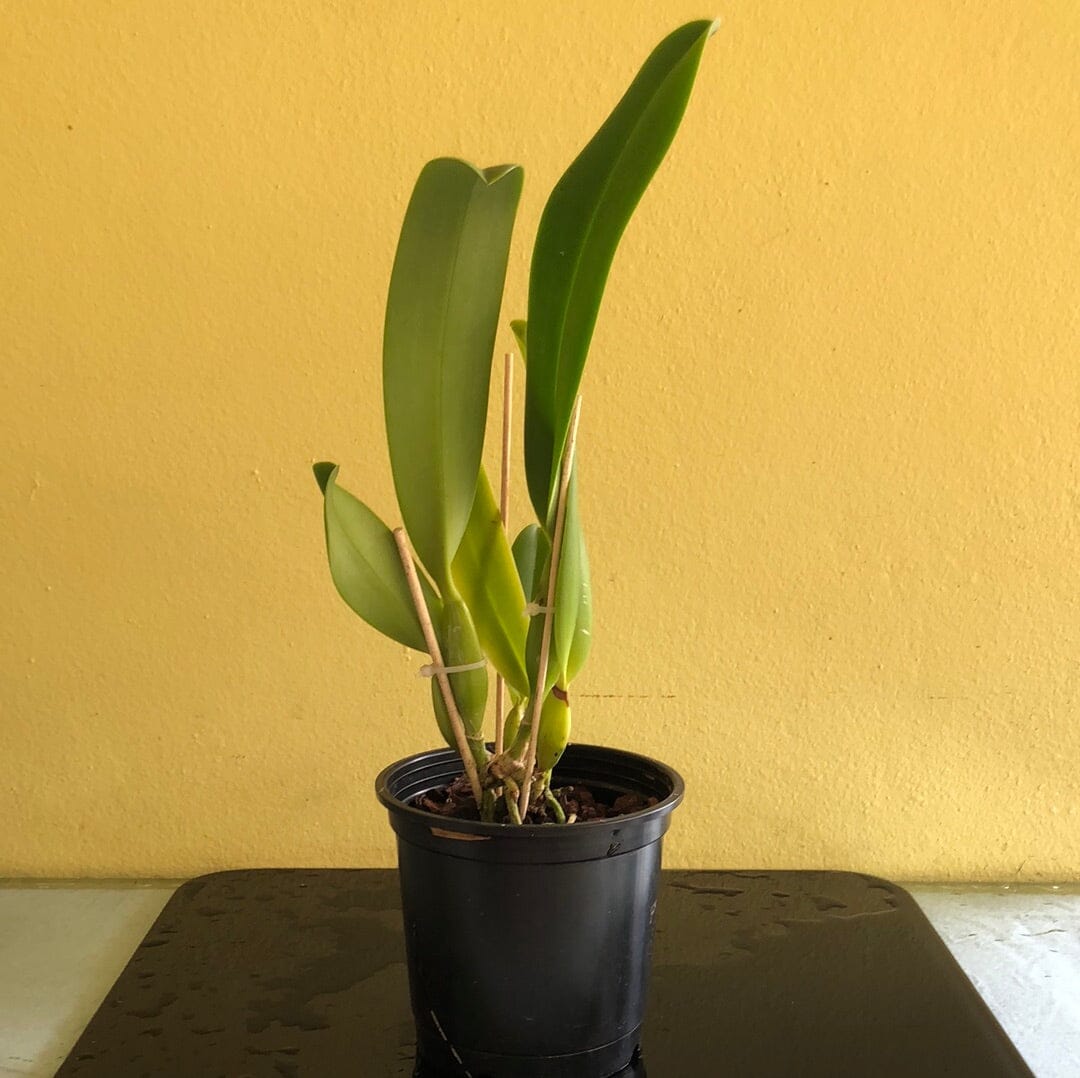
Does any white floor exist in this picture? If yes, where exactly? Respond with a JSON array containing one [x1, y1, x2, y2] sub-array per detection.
[[0, 882, 178, 1078], [910, 884, 1080, 1077], [0, 881, 1077, 1077]]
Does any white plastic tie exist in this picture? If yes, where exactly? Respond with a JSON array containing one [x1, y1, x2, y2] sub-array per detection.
[[523, 602, 554, 617], [418, 658, 487, 678]]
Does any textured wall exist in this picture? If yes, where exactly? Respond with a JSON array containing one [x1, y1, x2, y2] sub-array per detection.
[[2, 1, 1078, 879]]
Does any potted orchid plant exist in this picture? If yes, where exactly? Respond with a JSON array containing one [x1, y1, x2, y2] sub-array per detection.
[[313, 20, 716, 1077]]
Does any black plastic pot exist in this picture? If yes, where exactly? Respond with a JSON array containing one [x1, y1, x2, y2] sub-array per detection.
[[375, 743, 684, 1078]]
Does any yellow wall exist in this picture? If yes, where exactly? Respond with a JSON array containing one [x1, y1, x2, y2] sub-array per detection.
[[2, 1, 1078, 880]]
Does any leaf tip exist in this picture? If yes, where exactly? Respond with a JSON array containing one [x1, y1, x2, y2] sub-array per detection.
[[313, 461, 338, 494], [483, 163, 524, 186]]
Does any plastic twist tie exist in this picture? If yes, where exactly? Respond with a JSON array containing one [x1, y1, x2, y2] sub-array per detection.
[[419, 658, 487, 678]]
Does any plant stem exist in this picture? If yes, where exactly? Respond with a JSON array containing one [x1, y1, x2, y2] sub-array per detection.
[[503, 778, 523, 825], [393, 527, 484, 807], [517, 397, 582, 818], [543, 784, 567, 825], [494, 352, 513, 758], [494, 685, 506, 758]]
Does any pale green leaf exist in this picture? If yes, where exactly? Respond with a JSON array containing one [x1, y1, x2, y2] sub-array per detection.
[[452, 468, 530, 697], [313, 463, 440, 652], [552, 465, 592, 684]]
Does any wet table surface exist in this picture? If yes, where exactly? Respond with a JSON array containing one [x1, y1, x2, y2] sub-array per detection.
[[53, 869, 1034, 1077]]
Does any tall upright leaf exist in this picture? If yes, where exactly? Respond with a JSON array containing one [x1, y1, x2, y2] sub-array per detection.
[[313, 463, 441, 652], [383, 158, 524, 591], [524, 20, 717, 519]]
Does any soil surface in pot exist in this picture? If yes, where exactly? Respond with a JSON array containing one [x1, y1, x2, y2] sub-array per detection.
[[412, 775, 658, 824]]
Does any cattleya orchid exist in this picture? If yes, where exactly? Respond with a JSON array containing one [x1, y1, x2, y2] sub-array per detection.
[[314, 20, 716, 823]]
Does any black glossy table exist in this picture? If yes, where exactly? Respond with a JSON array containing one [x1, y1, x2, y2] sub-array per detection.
[[57, 870, 1033, 1077]]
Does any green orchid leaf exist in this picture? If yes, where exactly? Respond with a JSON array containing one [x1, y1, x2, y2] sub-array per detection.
[[510, 319, 527, 363], [516, 521, 555, 696], [524, 20, 716, 519], [511, 523, 551, 603], [436, 596, 489, 740], [313, 463, 440, 652], [383, 158, 524, 592], [536, 688, 572, 772], [524, 608, 556, 700], [552, 465, 592, 684], [451, 468, 530, 697]]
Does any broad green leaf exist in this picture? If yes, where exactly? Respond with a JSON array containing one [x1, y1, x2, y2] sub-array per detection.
[[510, 319, 527, 362], [383, 158, 524, 591], [524, 20, 717, 518], [552, 465, 592, 684], [451, 468, 530, 697], [313, 463, 440, 652], [511, 523, 550, 603]]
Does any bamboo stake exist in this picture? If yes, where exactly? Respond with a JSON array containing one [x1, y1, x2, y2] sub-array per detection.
[[494, 352, 513, 757], [500, 353, 513, 527], [393, 527, 484, 806], [517, 397, 582, 818]]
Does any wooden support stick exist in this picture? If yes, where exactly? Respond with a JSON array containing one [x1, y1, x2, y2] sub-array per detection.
[[500, 353, 513, 528], [494, 352, 513, 757], [517, 397, 582, 818], [393, 528, 484, 806]]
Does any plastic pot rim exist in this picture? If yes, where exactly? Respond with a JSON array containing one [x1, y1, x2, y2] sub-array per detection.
[[374, 741, 685, 842]]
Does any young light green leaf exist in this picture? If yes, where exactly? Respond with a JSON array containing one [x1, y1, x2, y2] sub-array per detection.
[[451, 468, 530, 697], [524, 20, 717, 519], [536, 688, 572, 772], [552, 465, 592, 684], [313, 463, 441, 652], [383, 158, 524, 591], [511, 523, 551, 603]]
